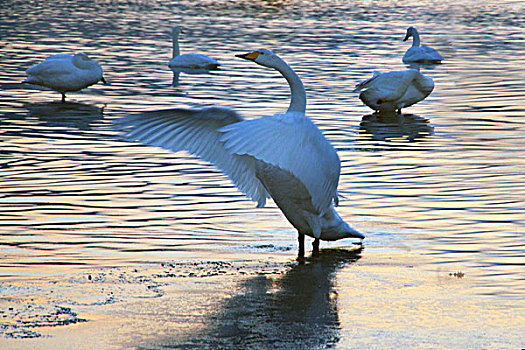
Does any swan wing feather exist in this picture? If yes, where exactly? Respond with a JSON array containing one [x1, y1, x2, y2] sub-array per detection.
[[353, 71, 381, 92], [219, 112, 340, 212], [359, 70, 419, 102], [403, 46, 443, 62], [26, 56, 76, 77], [116, 108, 269, 207], [169, 53, 219, 68]]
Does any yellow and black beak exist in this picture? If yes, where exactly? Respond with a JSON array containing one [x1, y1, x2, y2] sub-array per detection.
[[180, 28, 185, 34], [235, 51, 260, 61]]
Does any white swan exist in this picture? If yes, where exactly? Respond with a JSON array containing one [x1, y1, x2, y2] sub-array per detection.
[[402, 26, 443, 63], [119, 49, 364, 258], [354, 69, 434, 113], [168, 26, 220, 70], [23, 53, 107, 102]]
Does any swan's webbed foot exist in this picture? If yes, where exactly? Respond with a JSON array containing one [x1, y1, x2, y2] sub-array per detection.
[[312, 238, 320, 257]]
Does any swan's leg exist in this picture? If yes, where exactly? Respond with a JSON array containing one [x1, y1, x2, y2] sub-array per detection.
[[298, 233, 305, 259], [312, 238, 320, 256], [61, 93, 66, 103], [172, 72, 180, 87]]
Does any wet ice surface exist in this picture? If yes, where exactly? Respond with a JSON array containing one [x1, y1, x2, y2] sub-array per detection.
[[1, 0, 525, 348], [0, 257, 288, 341], [1, 248, 522, 349]]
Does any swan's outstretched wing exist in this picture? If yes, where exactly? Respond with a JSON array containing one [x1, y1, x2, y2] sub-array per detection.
[[116, 107, 269, 207], [219, 112, 340, 213]]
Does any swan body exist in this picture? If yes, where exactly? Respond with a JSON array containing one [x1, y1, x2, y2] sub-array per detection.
[[168, 26, 220, 70], [120, 49, 363, 257], [354, 69, 434, 113], [23, 53, 107, 102], [402, 26, 443, 63]]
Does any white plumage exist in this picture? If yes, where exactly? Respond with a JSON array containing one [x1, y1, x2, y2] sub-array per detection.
[[119, 49, 363, 257], [402, 26, 443, 63], [23, 53, 106, 102], [168, 26, 220, 70], [354, 69, 434, 113], [219, 111, 340, 213]]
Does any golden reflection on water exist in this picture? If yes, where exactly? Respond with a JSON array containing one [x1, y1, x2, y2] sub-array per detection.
[[0, 0, 524, 346], [338, 251, 525, 348]]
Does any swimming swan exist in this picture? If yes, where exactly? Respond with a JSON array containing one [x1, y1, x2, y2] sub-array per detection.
[[354, 69, 434, 113], [402, 26, 443, 63], [23, 53, 107, 102], [119, 49, 364, 258], [168, 26, 220, 70]]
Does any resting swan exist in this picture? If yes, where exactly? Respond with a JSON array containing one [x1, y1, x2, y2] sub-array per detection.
[[168, 26, 220, 70], [23, 53, 107, 102], [119, 49, 364, 258], [402, 26, 443, 63], [354, 69, 434, 114]]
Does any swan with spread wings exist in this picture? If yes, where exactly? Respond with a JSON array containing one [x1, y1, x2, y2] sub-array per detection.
[[118, 49, 364, 258]]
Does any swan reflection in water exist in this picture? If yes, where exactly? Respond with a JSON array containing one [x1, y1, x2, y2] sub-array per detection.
[[170, 67, 220, 87], [24, 101, 104, 130], [359, 113, 434, 142], [158, 248, 362, 349]]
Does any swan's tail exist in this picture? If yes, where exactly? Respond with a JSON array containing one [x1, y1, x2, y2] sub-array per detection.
[[353, 71, 381, 92]]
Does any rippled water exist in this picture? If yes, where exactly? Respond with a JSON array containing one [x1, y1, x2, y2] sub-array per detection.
[[0, 0, 524, 317]]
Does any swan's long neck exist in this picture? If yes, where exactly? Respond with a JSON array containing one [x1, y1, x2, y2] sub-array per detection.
[[274, 59, 306, 113], [411, 30, 421, 47], [172, 34, 180, 58]]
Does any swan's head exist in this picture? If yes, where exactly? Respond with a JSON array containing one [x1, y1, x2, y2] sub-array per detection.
[[235, 49, 283, 69], [75, 52, 91, 61], [172, 26, 185, 37], [403, 26, 417, 41], [72, 53, 102, 72]]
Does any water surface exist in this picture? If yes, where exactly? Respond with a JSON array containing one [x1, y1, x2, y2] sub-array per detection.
[[0, 0, 524, 348]]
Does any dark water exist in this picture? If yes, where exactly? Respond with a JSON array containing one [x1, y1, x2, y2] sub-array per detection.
[[0, 0, 524, 347]]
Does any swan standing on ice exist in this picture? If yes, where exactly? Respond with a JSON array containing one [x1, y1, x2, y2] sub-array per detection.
[[168, 26, 220, 70], [354, 69, 434, 114], [402, 26, 443, 63], [119, 49, 364, 258], [23, 53, 107, 102]]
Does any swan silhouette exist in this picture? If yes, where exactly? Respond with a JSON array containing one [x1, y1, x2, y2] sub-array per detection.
[[158, 248, 362, 348]]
